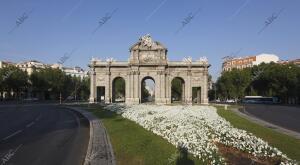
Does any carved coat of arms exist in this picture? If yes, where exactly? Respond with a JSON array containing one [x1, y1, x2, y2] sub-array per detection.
[[140, 34, 156, 48]]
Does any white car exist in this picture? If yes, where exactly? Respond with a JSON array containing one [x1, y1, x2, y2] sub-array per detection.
[[226, 99, 235, 103]]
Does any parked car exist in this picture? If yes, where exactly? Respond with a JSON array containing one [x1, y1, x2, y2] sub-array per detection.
[[226, 99, 236, 103]]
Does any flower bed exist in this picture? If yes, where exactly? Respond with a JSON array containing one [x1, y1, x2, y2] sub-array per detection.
[[104, 104, 295, 164]]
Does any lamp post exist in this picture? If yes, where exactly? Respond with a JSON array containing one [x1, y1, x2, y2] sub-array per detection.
[[214, 83, 217, 102], [59, 92, 62, 104]]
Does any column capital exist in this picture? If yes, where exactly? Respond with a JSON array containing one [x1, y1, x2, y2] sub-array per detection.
[[89, 70, 95, 75], [131, 71, 140, 75], [157, 70, 165, 75]]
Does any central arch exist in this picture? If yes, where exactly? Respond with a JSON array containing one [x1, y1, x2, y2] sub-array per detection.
[[141, 76, 155, 103], [112, 77, 126, 103], [171, 77, 185, 103]]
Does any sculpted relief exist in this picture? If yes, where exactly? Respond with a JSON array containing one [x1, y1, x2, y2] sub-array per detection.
[[139, 51, 159, 63], [139, 34, 156, 48]]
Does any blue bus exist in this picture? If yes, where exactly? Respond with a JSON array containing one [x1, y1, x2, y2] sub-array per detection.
[[242, 96, 278, 104]]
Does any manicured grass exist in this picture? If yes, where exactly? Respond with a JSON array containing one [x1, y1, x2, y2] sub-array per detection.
[[216, 106, 300, 161], [80, 104, 203, 165]]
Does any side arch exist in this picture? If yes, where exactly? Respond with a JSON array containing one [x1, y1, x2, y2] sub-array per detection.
[[140, 76, 156, 103], [170, 76, 186, 103], [112, 76, 126, 103]]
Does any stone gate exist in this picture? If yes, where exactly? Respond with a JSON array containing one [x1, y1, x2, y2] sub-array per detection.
[[89, 35, 210, 104]]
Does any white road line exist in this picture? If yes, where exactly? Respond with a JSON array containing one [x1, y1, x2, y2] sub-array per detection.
[[26, 121, 35, 128], [2, 130, 23, 141], [35, 114, 42, 121]]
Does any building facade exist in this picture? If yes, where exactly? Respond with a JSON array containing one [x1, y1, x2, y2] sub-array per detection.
[[16, 60, 46, 75], [89, 35, 210, 105], [222, 54, 279, 71], [62, 66, 88, 79], [0, 60, 88, 78], [51, 64, 88, 79], [0, 61, 15, 68], [278, 59, 300, 67]]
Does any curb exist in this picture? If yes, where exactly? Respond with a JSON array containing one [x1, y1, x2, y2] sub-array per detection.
[[232, 107, 300, 139], [65, 106, 116, 165]]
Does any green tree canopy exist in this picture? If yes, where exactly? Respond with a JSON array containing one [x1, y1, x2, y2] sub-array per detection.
[[0, 66, 28, 98], [215, 63, 300, 103]]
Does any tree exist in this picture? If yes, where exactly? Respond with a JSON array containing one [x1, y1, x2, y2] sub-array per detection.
[[113, 77, 125, 99], [30, 68, 67, 100], [216, 62, 300, 104], [217, 68, 253, 100], [142, 81, 150, 99], [30, 67, 90, 101], [0, 66, 28, 99], [171, 78, 184, 101]]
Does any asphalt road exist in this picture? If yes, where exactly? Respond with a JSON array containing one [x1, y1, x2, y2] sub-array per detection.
[[0, 104, 89, 165], [244, 104, 300, 133]]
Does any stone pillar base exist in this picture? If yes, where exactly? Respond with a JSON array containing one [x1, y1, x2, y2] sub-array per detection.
[[132, 98, 140, 104], [166, 98, 171, 104], [155, 98, 168, 105], [186, 97, 193, 105], [105, 98, 111, 104], [125, 98, 132, 104], [89, 97, 95, 103], [126, 98, 139, 104], [202, 98, 209, 105]]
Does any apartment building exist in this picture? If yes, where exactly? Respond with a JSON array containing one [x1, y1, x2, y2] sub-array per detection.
[[222, 54, 279, 71]]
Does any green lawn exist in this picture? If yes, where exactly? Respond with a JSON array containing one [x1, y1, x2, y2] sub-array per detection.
[[216, 105, 300, 161], [80, 104, 203, 165]]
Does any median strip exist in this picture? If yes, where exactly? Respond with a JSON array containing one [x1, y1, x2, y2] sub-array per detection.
[[65, 106, 116, 165]]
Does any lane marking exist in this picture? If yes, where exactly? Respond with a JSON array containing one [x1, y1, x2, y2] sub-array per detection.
[[1, 130, 23, 141], [35, 114, 42, 121], [26, 121, 35, 128], [0, 113, 40, 142]]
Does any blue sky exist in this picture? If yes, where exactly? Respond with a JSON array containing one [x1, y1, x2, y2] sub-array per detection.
[[0, 0, 299, 80]]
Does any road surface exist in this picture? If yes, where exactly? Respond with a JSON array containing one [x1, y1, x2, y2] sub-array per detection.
[[244, 104, 300, 133], [0, 104, 89, 165]]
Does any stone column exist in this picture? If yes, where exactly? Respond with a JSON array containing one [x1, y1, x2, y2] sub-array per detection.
[[105, 69, 111, 104], [186, 71, 192, 104], [155, 71, 161, 104], [166, 74, 171, 104], [130, 71, 134, 99], [160, 72, 167, 104], [201, 71, 209, 104], [125, 71, 131, 103], [89, 69, 96, 103], [133, 71, 140, 103], [157, 71, 165, 104]]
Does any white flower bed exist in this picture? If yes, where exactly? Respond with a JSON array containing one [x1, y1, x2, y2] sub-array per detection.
[[104, 104, 295, 164]]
